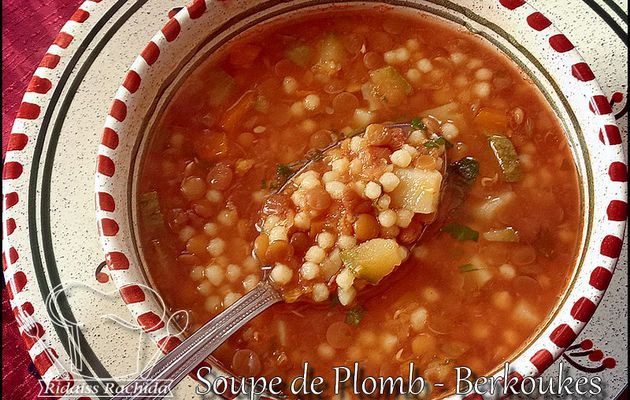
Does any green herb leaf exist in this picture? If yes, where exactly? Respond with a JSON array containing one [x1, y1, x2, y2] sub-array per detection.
[[424, 136, 453, 149], [276, 164, 294, 180], [345, 305, 365, 326], [441, 223, 479, 241], [410, 117, 426, 131], [458, 263, 481, 273], [452, 157, 480, 182]]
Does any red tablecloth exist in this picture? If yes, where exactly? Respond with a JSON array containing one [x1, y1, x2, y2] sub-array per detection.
[[2, 2, 84, 399]]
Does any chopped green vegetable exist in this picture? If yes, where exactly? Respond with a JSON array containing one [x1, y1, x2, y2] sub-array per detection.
[[483, 227, 520, 242], [369, 66, 412, 106], [459, 263, 482, 273], [361, 83, 384, 111], [139, 192, 166, 234], [410, 117, 426, 131], [441, 223, 479, 241], [285, 43, 312, 67], [488, 135, 522, 182], [205, 69, 236, 107], [276, 164, 294, 180], [340, 238, 403, 284], [452, 157, 480, 182], [345, 306, 365, 326], [420, 102, 461, 123], [267, 162, 304, 190], [316, 33, 346, 75], [423, 136, 453, 149]]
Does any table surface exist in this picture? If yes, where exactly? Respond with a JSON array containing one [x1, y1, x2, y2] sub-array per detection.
[[1, 1, 627, 400], [2, 2, 85, 399]]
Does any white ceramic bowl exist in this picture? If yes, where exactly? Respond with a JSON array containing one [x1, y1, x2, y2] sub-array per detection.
[[95, 1, 627, 398]]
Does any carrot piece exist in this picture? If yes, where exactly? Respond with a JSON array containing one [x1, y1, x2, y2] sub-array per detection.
[[221, 90, 255, 132], [474, 108, 509, 132], [194, 131, 229, 160]]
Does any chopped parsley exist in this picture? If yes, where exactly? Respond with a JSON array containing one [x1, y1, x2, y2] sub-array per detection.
[[410, 117, 426, 131], [458, 263, 481, 273], [441, 223, 479, 242], [345, 305, 365, 326], [423, 136, 453, 149], [276, 164, 294, 180]]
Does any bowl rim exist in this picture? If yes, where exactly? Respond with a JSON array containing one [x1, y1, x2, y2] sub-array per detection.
[[93, 0, 627, 398]]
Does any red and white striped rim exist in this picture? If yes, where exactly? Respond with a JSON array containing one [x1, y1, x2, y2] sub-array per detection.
[[93, 1, 626, 398], [3, 0, 626, 398]]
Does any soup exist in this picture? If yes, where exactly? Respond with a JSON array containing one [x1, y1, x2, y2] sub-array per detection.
[[256, 122, 448, 305], [137, 9, 580, 398]]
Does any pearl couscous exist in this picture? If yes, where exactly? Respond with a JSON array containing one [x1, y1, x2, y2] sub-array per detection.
[[137, 10, 581, 398], [256, 123, 445, 304]]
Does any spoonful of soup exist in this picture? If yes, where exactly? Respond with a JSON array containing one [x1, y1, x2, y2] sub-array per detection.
[[255, 122, 446, 305], [113, 122, 448, 400]]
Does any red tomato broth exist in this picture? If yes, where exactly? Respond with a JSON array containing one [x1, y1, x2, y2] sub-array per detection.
[[137, 9, 580, 399]]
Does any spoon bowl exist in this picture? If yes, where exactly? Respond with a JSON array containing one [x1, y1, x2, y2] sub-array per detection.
[[112, 122, 449, 399]]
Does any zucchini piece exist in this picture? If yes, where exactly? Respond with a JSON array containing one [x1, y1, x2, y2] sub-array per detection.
[[316, 33, 346, 75], [340, 238, 403, 284], [285, 43, 312, 67], [369, 66, 413, 106], [462, 257, 493, 288], [205, 69, 236, 107], [361, 83, 384, 111], [420, 102, 465, 127], [483, 227, 520, 242], [488, 135, 522, 182], [139, 191, 166, 234], [390, 168, 442, 214]]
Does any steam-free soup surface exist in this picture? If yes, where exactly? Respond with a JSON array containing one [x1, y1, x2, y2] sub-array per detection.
[[138, 9, 580, 398]]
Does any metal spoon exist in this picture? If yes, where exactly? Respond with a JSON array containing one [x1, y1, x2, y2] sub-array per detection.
[[112, 123, 447, 399]]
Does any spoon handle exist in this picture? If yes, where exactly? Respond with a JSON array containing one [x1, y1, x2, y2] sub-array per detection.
[[113, 280, 282, 400]]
